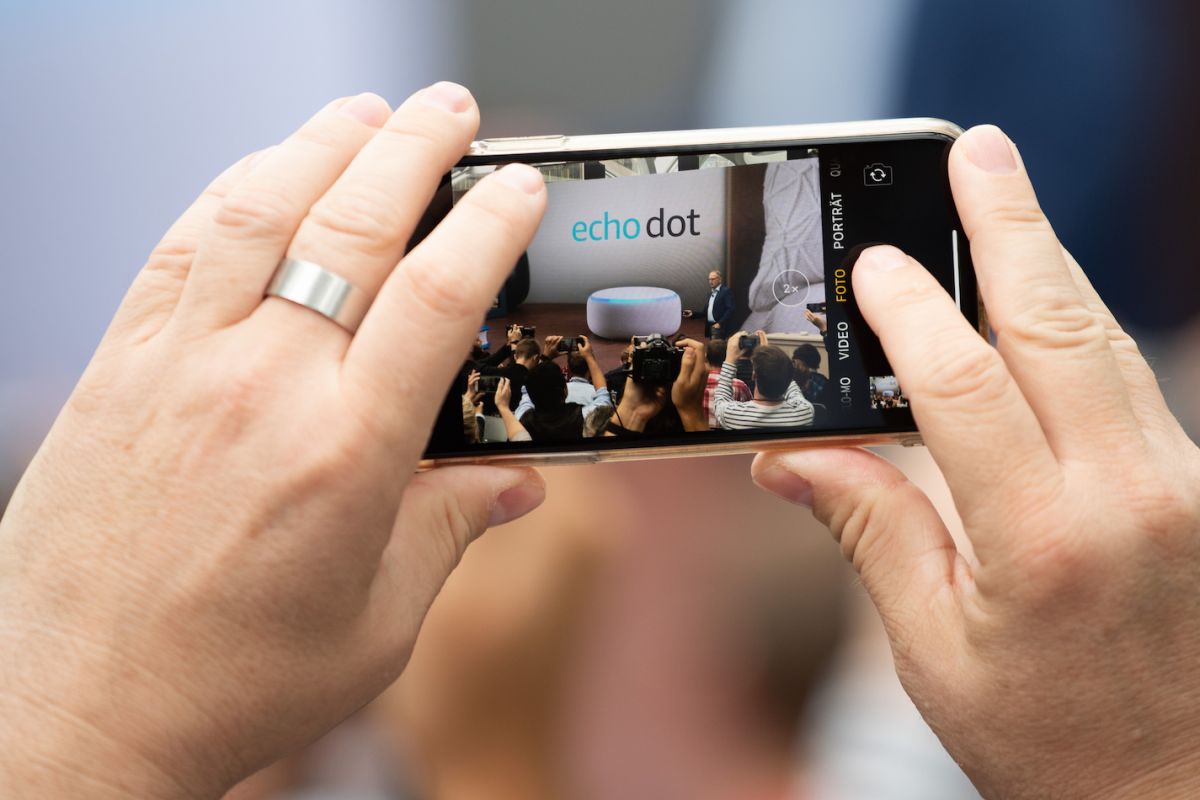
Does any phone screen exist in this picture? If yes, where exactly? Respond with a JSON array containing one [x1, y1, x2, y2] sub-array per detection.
[[418, 133, 976, 459]]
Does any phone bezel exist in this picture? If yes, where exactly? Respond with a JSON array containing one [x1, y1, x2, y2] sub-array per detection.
[[420, 118, 984, 469]]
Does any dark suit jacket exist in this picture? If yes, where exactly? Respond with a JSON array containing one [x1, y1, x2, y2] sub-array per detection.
[[693, 285, 735, 338]]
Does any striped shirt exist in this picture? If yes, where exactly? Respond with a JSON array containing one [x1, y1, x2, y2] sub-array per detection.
[[711, 362, 814, 430]]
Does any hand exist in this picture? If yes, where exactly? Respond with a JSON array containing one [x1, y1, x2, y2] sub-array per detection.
[[465, 369, 484, 406], [576, 334, 593, 358], [671, 337, 709, 431], [0, 85, 549, 799], [755, 329, 768, 348], [804, 309, 827, 333], [506, 324, 522, 345], [542, 335, 563, 359], [752, 126, 1200, 799], [495, 376, 512, 410], [726, 331, 748, 363]]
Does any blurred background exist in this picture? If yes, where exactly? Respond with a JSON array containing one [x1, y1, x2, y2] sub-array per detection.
[[2, 2, 1197, 798]]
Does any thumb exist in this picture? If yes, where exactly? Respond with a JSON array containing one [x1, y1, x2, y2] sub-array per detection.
[[751, 448, 966, 649], [366, 466, 546, 647]]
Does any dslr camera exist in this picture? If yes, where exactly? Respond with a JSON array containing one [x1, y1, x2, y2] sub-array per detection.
[[630, 334, 683, 385]]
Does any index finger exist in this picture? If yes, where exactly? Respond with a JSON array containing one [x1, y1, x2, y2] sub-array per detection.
[[852, 245, 1061, 545]]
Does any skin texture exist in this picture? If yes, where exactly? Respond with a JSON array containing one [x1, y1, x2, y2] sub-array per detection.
[[753, 126, 1200, 799], [0, 85, 548, 799]]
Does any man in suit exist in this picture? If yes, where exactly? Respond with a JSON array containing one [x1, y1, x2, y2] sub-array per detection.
[[683, 271, 735, 338]]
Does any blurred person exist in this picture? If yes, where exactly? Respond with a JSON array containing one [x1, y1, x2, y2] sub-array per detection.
[[682, 270, 735, 338], [376, 455, 849, 800], [712, 331, 815, 430], [703, 338, 752, 429]]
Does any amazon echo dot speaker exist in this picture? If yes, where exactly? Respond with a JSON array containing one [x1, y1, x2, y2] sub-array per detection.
[[586, 287, 682, 340]]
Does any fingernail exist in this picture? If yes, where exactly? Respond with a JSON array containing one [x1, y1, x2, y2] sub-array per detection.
[[961, 125, 1018, 174], [854, 245, 909, 273], [418, 81, 473, 113], [492, 163, 544, 195], [753, 466, 814, 508], [488, 480, 546, 527], [338, 92, 391, 127]]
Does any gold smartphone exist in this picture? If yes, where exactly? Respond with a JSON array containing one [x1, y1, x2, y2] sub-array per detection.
[[415, 119, 982, 468]]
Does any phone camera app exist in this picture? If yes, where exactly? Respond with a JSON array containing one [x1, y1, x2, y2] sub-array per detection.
[[863, 163, 893, 187]]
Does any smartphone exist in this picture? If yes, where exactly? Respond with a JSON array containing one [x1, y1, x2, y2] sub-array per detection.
[[416, 119, 982, 466]]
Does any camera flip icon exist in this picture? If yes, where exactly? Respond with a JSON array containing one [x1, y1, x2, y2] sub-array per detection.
[[863, 163, 893, 187]]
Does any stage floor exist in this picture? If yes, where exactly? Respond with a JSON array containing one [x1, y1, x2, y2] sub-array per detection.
[[483, 303, 707, 373]]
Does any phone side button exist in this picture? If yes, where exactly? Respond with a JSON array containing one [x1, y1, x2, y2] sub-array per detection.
[[536, 452, 601, 465], [899, 433, 925, 447], [475, 135, 568, 153]]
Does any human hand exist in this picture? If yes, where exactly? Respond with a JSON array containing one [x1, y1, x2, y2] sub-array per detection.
[[671, 337, 709, 431], [0, 85, 548, 799], [465, 369, 484, 406], [755, 329, 768, 348], [506, 324, 522, 345], [753, 126, 1200, 799], [495, 376, 513, 410], [804, 309, 827, 333], [726, 331, 748, 363], [543, 335, 563, 359], [576, 334, 593, 358]]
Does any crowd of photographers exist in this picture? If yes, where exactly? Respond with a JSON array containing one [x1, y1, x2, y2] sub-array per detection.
[[460, 325, 830, 443]]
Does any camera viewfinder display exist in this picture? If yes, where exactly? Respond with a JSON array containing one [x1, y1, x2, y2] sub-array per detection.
[[419, 134, 975, 457]]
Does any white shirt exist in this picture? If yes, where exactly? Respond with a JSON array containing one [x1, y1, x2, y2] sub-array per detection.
[[707, 287, 718, 322]]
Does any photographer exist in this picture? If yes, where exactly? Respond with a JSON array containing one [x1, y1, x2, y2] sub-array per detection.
[[514, 336, 611, 441], [565, 354, 598, 405], [712, 330, 814, 430], [606, 337, 709, 435], [791, 343, 828, 406], [493, 377, 531, 442], [703, 338, 752, 429], [482, 336, 541, 413]]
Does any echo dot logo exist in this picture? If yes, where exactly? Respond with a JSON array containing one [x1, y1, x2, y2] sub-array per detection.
[[571, 208, 700, 242]]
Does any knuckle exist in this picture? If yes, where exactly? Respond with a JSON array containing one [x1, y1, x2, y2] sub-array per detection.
[[302, 185, 404, 259], [396, 256, 469, 319], [293, 117, 361, 153], [379, 111, 468, 156], [1000, 286, 1105, 352], [1127, 467, 1199, 551], [212, 183, 298, 239], [976, 197, 1053, 235], [916, 339, 1010, 406]]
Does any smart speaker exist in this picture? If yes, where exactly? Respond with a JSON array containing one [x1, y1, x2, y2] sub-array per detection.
[[586, 287, 682, 340]]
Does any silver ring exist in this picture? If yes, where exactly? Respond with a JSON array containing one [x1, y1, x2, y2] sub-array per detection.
[[264, 258, 371, 333]]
